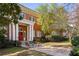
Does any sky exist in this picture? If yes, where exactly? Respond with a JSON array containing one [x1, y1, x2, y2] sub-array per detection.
[[21, 3, 42, 10], [21, 3, 76, 12]]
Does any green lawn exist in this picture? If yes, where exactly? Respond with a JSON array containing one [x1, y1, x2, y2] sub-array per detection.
[[0, 47, 50, 56], [16, 50, 50, 56], [0, 47, 26, 55]]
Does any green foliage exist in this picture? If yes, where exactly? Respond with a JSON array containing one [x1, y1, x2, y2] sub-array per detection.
[[36, 4, 54, 34], [13, 19, 18, 24], [40, 38, 49, 43], [70, 36, 79, 56], [36, 4, 68, 35], [0, 4, 21, 48], [51, 35, 69, 42], [40, 35, 69, 43], [0, 3, 21, 26], [0, 31, 5, 43], [70, 47, 79, 56], [0, 39, 20, 48], [0, 29, 6, 41], [71, 36, 79, 47], [0, 16, 11, 26], [0, 29, 6, 48]]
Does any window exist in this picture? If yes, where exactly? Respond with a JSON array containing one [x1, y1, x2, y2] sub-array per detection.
[[29, 16, 32, 21], [24, 13, 27, 19], [33, 17, 36, 21], [19, 13, 25, 20], [29, 16, 35, 21]]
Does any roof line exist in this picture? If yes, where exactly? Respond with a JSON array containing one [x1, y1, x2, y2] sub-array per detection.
[[18, 3, 40, 14]]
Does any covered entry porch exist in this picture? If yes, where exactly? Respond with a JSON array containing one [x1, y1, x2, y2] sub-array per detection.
[[18, 19, 34, 48], [9, 19, 34, 48], [18, 22, 34, 48]]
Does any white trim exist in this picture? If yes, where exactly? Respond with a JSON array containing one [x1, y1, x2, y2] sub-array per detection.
[[18, 19, 35, 25], [9, 19, 35, 42], [18, 19, 35, 41]]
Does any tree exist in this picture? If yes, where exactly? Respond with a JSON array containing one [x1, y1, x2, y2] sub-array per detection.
[[0, 3, 21, 40], [36, 4, 54, 35], [50, 5, 68, 36], [74, 4, 79, 36], [36, 4, 68, 36]]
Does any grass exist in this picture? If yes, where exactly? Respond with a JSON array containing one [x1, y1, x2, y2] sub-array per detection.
[[0, 47, 50, 56], [0, 47, 26, 55], [16, 50, 50, 56]]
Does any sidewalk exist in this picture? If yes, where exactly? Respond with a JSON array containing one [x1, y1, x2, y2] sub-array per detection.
[[30, 47, 72, 56], [30, 42, 72, 56]]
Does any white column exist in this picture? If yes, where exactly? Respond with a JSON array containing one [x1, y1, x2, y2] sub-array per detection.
[[29, 25, 32, 41], [15, 24, 19, 41], [12, 23, 15, 41], [29, 24, 34, 41], [27, 25, 32, 41], [27, 24, 34, 42], [31, 24, 34, 41], [27, 26, 29, 41], [9, 24, 11, 40]]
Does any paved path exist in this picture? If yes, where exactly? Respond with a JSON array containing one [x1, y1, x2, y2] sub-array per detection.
[[30, 47, 72, 56]]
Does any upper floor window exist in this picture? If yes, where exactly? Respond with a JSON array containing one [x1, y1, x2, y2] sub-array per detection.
[[33, 17, 36, 21], [19, 13, 26, 20], [19, 12, 36, 22], [29, 16, 35, 21]]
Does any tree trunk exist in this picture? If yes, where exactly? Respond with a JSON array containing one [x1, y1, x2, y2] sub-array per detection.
[[68, 32, 72, 44]]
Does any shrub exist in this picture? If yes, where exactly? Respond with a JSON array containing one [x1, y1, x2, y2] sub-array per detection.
[[70, 36, 79, 56], [33, 37, 41, 43], [10, 40, 20, 47], [0, 32, 5, 42], [51, 35, 68, 42], [0, 29, 20, 48], [34, 36, 50, 43], [0, 38, 20, 49], [40, 38, 47, 43], [70, 47, 79, 56], [71, 36, 79, 47], [40, 36, 50, 43], [0, 32, 5, 48]]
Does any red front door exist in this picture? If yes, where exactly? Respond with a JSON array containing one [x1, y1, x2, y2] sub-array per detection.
[[19, 25, 27, 41], [19, 32, 23, 41]]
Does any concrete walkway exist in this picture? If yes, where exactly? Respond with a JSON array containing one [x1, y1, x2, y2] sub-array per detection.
[[30, 47, 72, 56]]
